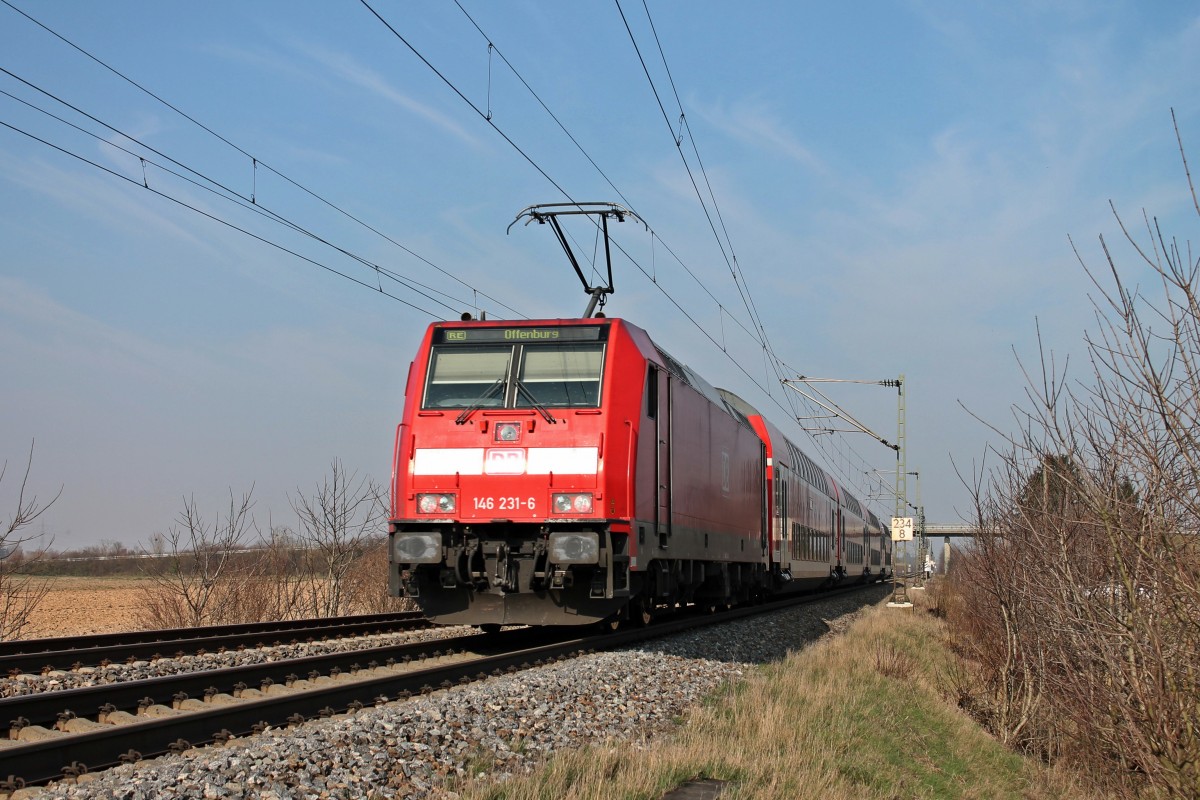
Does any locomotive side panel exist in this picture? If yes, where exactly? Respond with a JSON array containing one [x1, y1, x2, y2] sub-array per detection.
[[631, 364, 661, 542], [662, 379, 763, 563]]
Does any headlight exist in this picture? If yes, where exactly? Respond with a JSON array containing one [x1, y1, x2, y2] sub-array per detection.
[[551, 492, 593, 515], [416, 493, 456, 514], [548, 531, 599, 564], [394, 533, 442, 564], [494, 422, 521, 442]]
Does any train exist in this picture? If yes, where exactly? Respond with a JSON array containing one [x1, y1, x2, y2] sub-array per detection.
[[387, 315, 892, 627]]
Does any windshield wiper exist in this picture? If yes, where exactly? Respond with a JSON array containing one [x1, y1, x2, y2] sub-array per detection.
[[516, 380, 558, 424], [455, 377, 506, 425]]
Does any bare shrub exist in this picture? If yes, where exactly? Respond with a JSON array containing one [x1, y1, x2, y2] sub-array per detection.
[[288, 460, 388, 618], [951, 114, 1200, 797], [136, 462, 397, 628], [137, 489, 261, 628], [871, 637, 914, 679], [340, 536, 415, 614], [0, 442, 58, 640], [243, 525, 310, 620]]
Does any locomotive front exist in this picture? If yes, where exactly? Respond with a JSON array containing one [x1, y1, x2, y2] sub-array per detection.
[[389, 318, 637, 626]]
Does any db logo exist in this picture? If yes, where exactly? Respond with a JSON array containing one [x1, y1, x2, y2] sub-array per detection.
[[484, 449, 526, 475]]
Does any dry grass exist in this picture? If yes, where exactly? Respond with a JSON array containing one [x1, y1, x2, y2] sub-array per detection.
[[449, 591, 1089, 800]]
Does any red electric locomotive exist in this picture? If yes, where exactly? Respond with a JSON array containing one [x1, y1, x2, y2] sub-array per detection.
[[388, 315, 767, 626], [387, 202, 890, 627], [387, 315, 891, 627]]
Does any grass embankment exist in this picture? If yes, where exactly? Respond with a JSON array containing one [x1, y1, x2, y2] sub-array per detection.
[[454, 591, 1087, 800]]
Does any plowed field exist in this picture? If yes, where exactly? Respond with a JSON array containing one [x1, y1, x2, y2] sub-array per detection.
[[20, 577, 149, 639]]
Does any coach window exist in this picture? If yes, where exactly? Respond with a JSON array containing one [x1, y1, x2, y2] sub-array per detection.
[[646, 365, 659, 418], [515, 343, 604, 408], [423, 347, 512, 409]]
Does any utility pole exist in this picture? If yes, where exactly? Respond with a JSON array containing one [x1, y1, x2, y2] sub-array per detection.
[[911, 472, 929, 588], [887, 376, 913, 608], [895, 374, 906, 522]]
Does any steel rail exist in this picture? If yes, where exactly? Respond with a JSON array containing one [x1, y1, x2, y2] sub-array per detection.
[[0, 612, 425, 657], [0, 627, 548, 734], [0, 614, 430, 674]]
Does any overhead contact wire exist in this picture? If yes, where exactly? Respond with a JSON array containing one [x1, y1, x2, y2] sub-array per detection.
[[448, 1, 768, 356], [0, 0, 524, 320], [452, 0, 639, 216], [615, 1, 787, 395], [620, 1, 882, 504], [359, 0, 577, 207], [408, 1, 866, 496], [0, 119, 441, 318], [0, 77, 481, 317], [380, 0, 770, 368]]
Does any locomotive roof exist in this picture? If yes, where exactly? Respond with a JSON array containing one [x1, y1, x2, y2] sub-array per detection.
[[716, 388, 833, 497]]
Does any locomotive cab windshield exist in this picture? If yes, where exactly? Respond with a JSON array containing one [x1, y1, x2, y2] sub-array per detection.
[[422, 324, 607, 411]]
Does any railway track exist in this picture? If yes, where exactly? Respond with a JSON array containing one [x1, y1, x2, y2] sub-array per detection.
[[0, 612, 429, 675], [0, 586, 876, 793]]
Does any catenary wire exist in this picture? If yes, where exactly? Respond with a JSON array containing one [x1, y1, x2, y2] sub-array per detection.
[[615, 1, 890, 504], [361, 1, 889, 509], [431, 3, 781, 358], [639, 1, 794, 417], [0, 74, 491, 318], [452, 0, 640, 217], [0, 0, 525, 321], [6, 0, 891, 510], [639, 0, 774, 354], [0, 118, 443, 318], [362, 1, 761, 348]]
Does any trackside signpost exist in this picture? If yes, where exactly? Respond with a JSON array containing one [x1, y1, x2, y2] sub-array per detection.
[[888, 517, 914, 607]]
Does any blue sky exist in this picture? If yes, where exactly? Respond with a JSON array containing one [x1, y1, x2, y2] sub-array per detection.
[[2, 1, 1198, 550]]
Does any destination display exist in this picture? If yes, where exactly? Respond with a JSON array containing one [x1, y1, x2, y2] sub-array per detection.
[[436, 326, 605, 344]]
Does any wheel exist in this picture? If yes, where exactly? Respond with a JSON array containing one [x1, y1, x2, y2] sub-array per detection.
[[478, 623, 502, 634], [595, 611, 623, 633], [630, 597, 654, 627]]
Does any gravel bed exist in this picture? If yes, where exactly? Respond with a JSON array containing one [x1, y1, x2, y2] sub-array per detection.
[[22, 586, 890, 800], [0, 628, 476, 699]]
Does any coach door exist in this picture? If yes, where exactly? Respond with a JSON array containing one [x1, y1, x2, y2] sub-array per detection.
[[836, 507, 845, 568], [831, 507, 841, 567], [648, 366, 672, 548], [777, 474, 788, 565], [760, 442, 769, 558]]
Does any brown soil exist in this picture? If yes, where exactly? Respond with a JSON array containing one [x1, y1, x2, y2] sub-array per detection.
[[21, 576, 152, 639]]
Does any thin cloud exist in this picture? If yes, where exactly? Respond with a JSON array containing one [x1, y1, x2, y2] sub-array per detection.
[[0, 152, 211, 252], [204, 38, 482, 148], [697, 100, 829, 177], [0, 277, 199, 385], [298, 44, 481, 148]]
